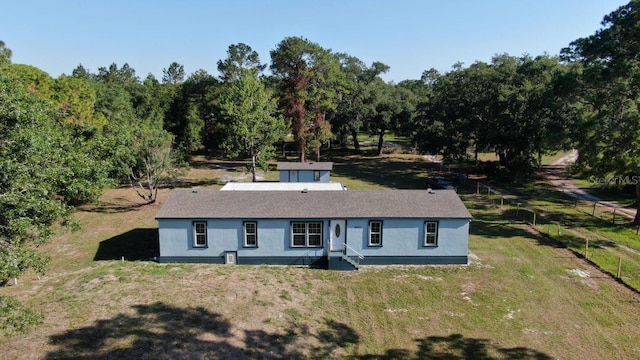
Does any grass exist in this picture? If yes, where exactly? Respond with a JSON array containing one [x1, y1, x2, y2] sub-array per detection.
[[476, 177, 640, 291], [471, 150, 572, 165], [570, 177, 636, 207], [1, 154, 640, 358]]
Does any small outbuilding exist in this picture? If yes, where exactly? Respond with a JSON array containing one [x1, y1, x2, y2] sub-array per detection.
[[276, 162, 333, 183]]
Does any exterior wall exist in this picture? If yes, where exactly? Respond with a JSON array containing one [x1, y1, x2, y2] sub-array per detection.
[[344, 218, 469, 265], [158, 219, 327, 265], [158, 217, 469, 265], [279, 170, 330, 183]]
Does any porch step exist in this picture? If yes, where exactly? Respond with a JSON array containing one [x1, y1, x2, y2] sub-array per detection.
[[341, 254, 360, 269], [328, 255, 359, 271]]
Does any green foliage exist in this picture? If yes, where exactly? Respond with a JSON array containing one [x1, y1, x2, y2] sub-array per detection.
[[411, 54, 572, 179], [165, 69, 220, 154], [129, 120, 181, 204], [331, 56, 390, 152], [52, 75, 106, 129], [217, 43, 266, 83], [0, 72, 108, 283], [1, 63, 53, 98], [561, 0, 640, 222], [219, 69, 285, 181], [270, 36, 343, 161], [0, 296, 44, 335], [162, 62, 185, 85], [0, 40, 12, 65]]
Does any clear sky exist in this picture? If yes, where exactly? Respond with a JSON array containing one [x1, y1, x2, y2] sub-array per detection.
[[1, 0, 627, 82]]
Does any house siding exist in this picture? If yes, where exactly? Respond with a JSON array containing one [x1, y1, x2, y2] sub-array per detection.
[[279, 170, 330, 183], [158, 217, 469, 265]]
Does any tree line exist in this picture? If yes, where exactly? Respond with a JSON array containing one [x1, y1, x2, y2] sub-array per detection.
[[1, 0, 639, 300]]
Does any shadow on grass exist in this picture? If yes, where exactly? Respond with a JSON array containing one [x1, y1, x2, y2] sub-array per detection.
[[46, 302, 551, 359], [94, 228, 159, 261]]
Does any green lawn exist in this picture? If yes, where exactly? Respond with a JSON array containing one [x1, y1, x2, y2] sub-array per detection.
[[476, 178, 640, 291], [1, 155, 639, 359]]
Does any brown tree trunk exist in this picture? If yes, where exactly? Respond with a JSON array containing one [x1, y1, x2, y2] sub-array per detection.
[[376, 127, 386, 156], [314, 109, 324, 162], [350, 127, 360, 153], [251, 153, 257, 182]]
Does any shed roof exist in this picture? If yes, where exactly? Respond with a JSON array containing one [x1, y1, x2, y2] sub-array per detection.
[[156, 190, 472, 220], [220, 182, 345, 191], [276, 162, 333, 171]]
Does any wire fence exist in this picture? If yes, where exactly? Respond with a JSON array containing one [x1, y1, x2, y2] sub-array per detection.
[[471, 180, 640, 292]]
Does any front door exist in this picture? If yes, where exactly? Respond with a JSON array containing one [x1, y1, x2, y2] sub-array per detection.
[[329, 220, 346, 251], [290, 170, 298, 182]]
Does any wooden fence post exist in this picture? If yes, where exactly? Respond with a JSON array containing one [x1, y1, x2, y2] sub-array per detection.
[[617, 257, 622, 278], [533, 212, 537, 226], [500, 196, 504, 208], [476, 181, 480, 194], [613, 208, 617, 224], [557, 224, 561, 236], [592, 202, 597, 216], [585, 238, 589, 258], [487, 186, 491, 196]]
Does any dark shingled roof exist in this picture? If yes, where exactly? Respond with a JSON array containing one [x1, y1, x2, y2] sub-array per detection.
[[276, 162, 333, 171], [156, 190, 472, 220]]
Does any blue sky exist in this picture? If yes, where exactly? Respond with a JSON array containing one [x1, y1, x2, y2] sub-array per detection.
[[1, 0, 627, 82]]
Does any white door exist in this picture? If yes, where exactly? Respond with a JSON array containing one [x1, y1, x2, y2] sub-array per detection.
[[330, 220, 346, 251]]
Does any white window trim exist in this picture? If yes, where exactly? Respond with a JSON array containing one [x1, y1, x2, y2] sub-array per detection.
[[424, 221, 439, 246], [291, 222, 323, 248], [243, 221, 258, 247], [193, 221, 208, 248], [368, 220, 383, 246], [313, 170, 321, 181]]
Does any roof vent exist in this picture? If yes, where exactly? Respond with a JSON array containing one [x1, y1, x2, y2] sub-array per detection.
[[427, 188, 435, 194], [192, 190, 199, 193], [302, 188, 308, 193]]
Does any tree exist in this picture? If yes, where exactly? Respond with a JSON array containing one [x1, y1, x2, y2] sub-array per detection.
[[270, 37, 342, 162], [562, 0, 640, 224], [162, 62, 185, 85], [0, 40, 12, 65], [165, 69, 220, 154], [366, 81, 416, 156], [219, 69, 286, 181], [128, 122, 179, 204], [0, 73, 108, 285], [217, 43, 266, 83], [331, 55, 389, 153]]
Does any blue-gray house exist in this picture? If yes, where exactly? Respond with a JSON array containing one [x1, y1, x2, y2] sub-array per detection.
[[277, 162, 333, 183], [156, 189, 472, 270]]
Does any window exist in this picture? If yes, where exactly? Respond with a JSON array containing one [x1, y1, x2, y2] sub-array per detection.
[[424, 221, 439, 246], [313, 170, 320, 181], [193, 221, 207, 247], [244, 221, 257, 247], [291, 222, 323, 247], [368, 220, 383, 246]]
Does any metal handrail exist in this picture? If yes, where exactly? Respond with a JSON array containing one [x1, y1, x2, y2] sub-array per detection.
[[343, 243, 365, 259]]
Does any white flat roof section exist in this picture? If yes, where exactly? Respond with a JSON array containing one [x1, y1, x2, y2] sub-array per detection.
[[220, 182, 345, 191]]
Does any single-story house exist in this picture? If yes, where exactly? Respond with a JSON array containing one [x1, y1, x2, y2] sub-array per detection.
[[277, 162, 333, 183], [156, 189, 471, 270]]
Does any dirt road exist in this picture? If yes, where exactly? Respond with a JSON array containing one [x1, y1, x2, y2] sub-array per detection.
[[542, 150, 637, 220]]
